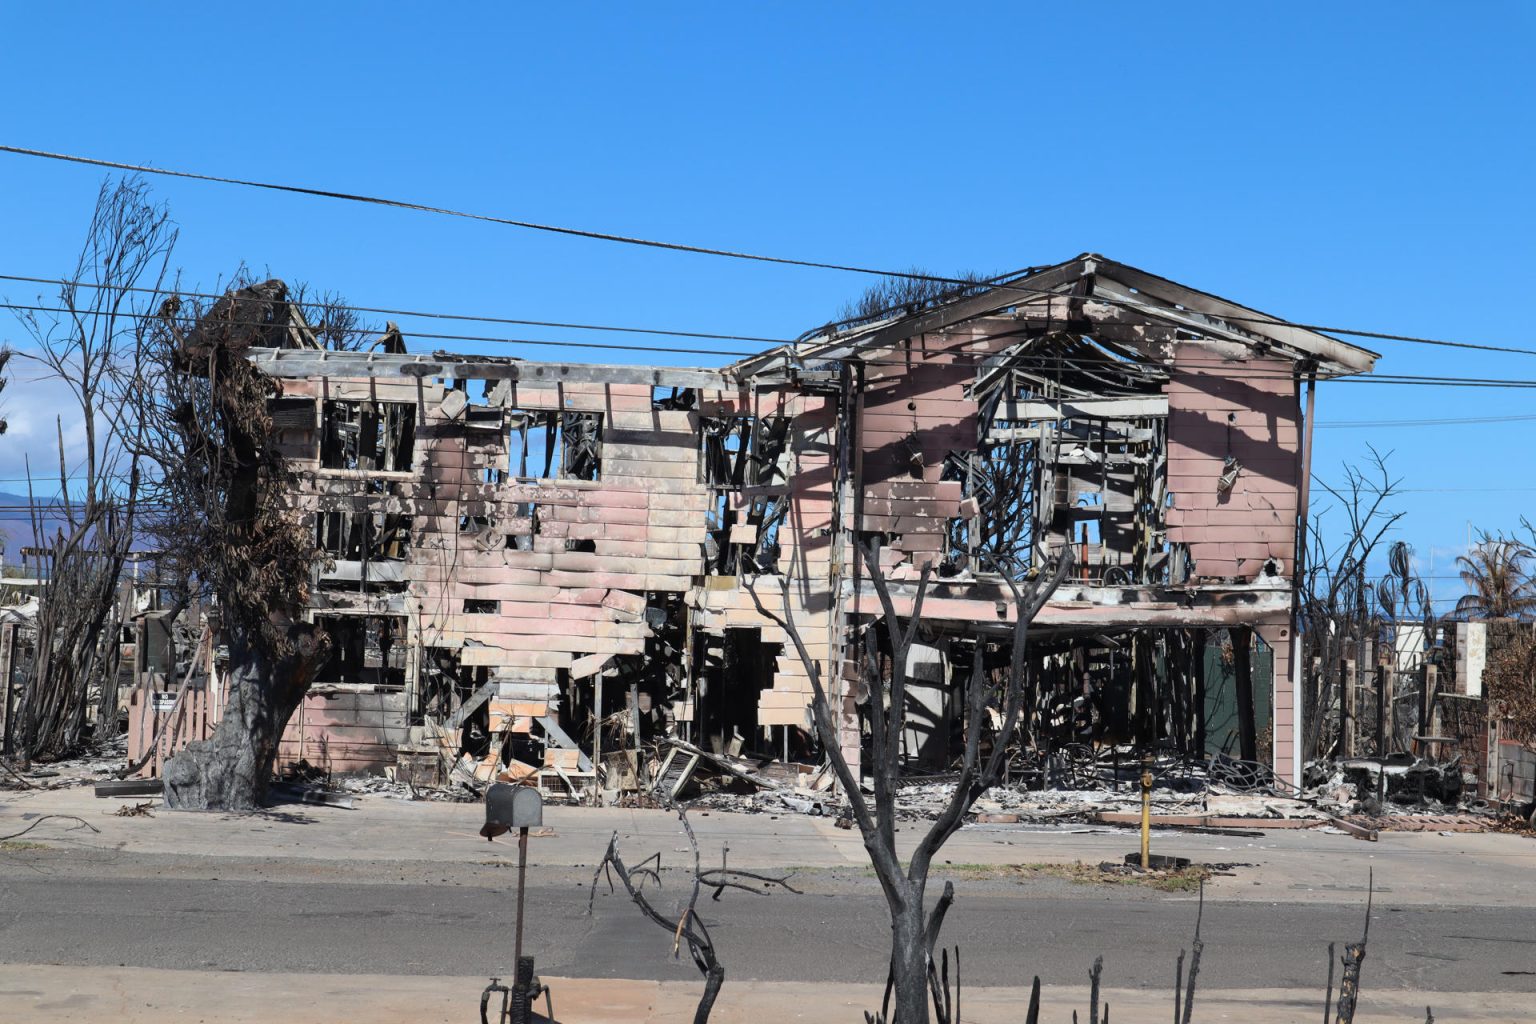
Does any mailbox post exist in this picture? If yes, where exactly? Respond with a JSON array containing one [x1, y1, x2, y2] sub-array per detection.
[[481, 784, 547, 1024]]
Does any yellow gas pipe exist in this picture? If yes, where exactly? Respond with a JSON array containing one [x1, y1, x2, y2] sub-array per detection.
[[1139, 754, 1154, 870]]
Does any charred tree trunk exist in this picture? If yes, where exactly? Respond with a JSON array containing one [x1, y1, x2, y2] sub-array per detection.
[[889, 901, 931, 1019], [164, 621, 325, 810], [754, 540, 1070, 1024], [138, 279, 329, 811]]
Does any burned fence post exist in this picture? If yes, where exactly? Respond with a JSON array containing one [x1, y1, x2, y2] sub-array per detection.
[[1340, 657, 1355, 759], [1332, 872, 1374, 1024], [1375, 664, 1389, 805]]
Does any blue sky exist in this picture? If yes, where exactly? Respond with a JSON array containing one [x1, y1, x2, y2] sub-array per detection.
[[1, 3, 1532, 602]]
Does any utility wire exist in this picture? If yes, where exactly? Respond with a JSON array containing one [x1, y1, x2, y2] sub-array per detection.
[[0, 272, 792, 347], [5, 144, 1534, 359], [1315, 413, 1536, 428], [0, 298, 1515, 381], [0, 144, 942, 280], [0, 300, 760, 360], [13, 296, 1536, 390]]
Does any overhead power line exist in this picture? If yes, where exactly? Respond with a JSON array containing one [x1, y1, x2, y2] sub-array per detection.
[[5, 144, 1536, 359], [0, 272, 791, 347], [0, 300, 761, 360], [0, 144, 939, 280], [14, 298, 1536, 390], [1316, 413, 1536, 428]]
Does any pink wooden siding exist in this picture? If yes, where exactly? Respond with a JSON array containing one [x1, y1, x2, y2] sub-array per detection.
[[1165, 353, 1300, 582]]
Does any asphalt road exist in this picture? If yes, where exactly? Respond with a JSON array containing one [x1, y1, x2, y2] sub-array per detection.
[[2, 874, 1533, 994]]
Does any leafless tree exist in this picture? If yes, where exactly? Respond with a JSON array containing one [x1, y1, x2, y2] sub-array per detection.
[[285, 282, 378, 352], [820, 269, 997, 336], [131, 279, 330, 809], [7, 176, 173, 760], [752, 539, 1070, 1024], [1298, 450, 1408, 760]]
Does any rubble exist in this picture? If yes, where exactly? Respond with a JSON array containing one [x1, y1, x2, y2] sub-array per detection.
[[5, 735, 132, 792], [672, 746, 1504, 835], [332, 773, 478, 803]]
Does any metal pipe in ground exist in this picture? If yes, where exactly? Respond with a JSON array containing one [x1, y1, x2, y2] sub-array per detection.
[[514, 826, 528, 966], [1140, 754, 1153, 869]]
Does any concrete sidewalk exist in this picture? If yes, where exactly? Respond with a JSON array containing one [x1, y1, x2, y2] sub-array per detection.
[[1, 966, 1522, 1024], [5, 788, 1532, 1021], [4, 784, 1535, 906]]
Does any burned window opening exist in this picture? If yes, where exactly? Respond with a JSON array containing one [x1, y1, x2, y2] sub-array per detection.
[[317, 509, 412, 563], [320, 399, 416, 471], [942, 441, 1037, 578], [702, 416, 790, 574], [652, 385, 696, 411], [313, 614, 406, 688], [965, 341, 1169, 585], [270, 397, 316, 444], [463, 599, 499, 614], [506, 410, 603, 481]]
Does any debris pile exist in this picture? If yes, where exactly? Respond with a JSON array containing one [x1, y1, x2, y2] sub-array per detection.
[[671, 746, 1509, 836], [2, 735, 130, 791], [335, 773, 477, 803], [1303, 755, 1473, 816]]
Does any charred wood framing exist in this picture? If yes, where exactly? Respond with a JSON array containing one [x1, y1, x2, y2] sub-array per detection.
[[128, 253, 1379, 809]]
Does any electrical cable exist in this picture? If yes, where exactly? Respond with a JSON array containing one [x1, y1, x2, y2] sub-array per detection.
[[0, 144, 947, 280], [1315, 413, 1536, 428], [0, 272, 792, 347], [4, 145, 1534, 359], [8, 298, 1536, 388]]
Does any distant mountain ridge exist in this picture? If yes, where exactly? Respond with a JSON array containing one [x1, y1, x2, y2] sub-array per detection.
[[0, 491, 89, 557]]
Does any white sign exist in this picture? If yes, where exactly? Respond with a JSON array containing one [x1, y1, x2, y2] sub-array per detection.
[[1394, 625, 1426, 672], [1456, 622, 1487, 698]]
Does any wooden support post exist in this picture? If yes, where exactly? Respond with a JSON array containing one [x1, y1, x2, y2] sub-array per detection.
[[629, 682, 640, 748], [1375, 664, 1388, 805], [1377, 664, 1391, 756], [1385, 665, 1397, 752], [1340, 657, 1356, 759], [0, 622, 14, 757], [591, 671, 604, 807], [1425, 664, 1439, 742], [1419, 663, 1433, 742], [1232, 627, 1257, 764], [1193, 629, 1207, 758]]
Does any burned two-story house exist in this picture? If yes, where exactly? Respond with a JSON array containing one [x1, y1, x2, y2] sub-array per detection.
[[156, 254, 1376, 792]]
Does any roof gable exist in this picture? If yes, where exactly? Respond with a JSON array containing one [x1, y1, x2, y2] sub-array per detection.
[[736, 254, 1379, 380]]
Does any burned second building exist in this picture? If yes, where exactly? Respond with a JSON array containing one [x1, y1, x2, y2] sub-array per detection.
[[132, 254, 1379, 793]]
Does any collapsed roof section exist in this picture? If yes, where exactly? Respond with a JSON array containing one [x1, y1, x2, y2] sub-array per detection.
[[733, 253, 1379, 384]]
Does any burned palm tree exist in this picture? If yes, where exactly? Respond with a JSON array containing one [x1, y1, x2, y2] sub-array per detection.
[[1454, 534, 1536, 621]]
